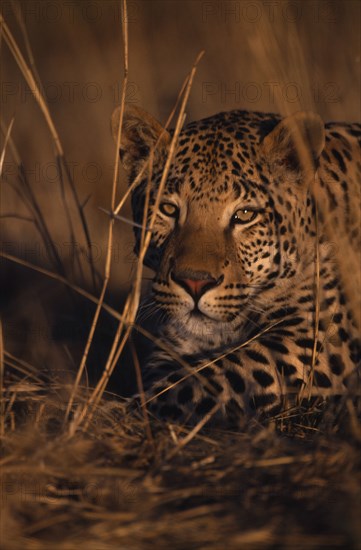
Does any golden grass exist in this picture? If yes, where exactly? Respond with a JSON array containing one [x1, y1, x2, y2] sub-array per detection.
[[64, 0, 130, 427], [0, 118, 15, 178], [1, 11, 98, 289], [0, 14, 63, 156], [0, 382, 359, 548]]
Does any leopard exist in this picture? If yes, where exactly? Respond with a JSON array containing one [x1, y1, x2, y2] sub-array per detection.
[[111, 104, 361, 428]]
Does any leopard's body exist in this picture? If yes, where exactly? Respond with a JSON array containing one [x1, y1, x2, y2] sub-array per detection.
[[112, 106, 361, 427]]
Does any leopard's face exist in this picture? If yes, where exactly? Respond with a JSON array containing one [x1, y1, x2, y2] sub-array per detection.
[[146, 150, 310, 343], [113, 107, 324, 347]]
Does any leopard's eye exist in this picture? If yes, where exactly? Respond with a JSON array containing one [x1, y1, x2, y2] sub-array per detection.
[[159, 202, 179, 218], [231, 208, 257, 225]]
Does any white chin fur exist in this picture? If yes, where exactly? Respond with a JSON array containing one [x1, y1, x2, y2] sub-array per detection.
[[169, 311, 240, 350]]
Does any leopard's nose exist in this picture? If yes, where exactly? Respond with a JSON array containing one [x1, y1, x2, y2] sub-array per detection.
[[171, 270, 223, 301]]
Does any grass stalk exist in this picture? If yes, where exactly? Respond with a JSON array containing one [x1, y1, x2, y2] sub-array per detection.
[[64, 0, 129, 425], [0, 319, 4, 438]]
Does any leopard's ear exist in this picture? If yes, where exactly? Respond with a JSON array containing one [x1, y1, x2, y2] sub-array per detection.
[[261, 111, 325, 180], [111, 105, 171, 176]]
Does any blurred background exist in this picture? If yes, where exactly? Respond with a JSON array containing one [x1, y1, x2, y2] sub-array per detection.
[[1, 0, 360, 386]]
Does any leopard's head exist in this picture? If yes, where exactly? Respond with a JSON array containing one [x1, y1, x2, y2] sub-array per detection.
[[112, 106, 325, 346]]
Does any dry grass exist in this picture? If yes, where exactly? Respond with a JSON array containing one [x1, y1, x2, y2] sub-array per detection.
[[0, 377, 360, 549], [0, 0, 360, 548]]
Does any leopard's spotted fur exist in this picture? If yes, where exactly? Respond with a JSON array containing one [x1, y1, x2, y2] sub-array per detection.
[[112, 106, 361, 428]]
